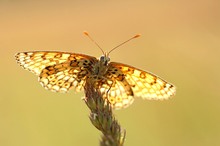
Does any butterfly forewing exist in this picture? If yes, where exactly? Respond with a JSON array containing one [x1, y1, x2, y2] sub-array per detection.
[[15, 51, 98, 92], [108, 62, 176, 100], [99, 61, 175, 109]]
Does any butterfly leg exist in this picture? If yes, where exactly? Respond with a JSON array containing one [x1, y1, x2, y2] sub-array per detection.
[[106, 79, 115, 94]]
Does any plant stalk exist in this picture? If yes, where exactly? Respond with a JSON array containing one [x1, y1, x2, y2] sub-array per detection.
[[84, 82, 126, 146]]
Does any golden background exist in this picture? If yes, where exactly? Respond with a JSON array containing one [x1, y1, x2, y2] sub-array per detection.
[[1, 0, 220, 146]]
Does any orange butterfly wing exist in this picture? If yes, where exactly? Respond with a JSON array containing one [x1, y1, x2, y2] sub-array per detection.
[[15, 51, 98, 92], [99, 62, 176, 109]]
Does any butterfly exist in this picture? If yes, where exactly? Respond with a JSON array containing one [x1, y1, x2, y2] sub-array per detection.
[[15, 32, 176, 109]]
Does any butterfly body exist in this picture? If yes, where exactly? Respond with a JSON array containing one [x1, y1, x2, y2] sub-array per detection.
[[15, 51, 176, 109]]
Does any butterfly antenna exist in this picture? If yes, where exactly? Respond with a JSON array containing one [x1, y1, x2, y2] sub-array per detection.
[[83, 31, 105, 54], [108, 34, 141, 55]]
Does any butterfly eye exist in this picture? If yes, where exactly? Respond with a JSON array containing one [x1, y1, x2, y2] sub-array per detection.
[[100, 55, 105, 62]]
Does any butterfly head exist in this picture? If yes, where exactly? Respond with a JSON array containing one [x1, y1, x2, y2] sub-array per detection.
[[99, 52, 110, 65]]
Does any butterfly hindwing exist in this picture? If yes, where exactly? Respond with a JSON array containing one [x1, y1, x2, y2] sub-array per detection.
[[99, 77, 135, 110]]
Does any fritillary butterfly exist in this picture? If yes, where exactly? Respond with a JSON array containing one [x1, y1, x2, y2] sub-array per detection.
[[15, 33, 176, 109]]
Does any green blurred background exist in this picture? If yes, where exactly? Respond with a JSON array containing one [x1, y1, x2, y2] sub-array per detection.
[[1, 0, 220, 146]]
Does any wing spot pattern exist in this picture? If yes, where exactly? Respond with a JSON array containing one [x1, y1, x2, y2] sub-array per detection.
[[15, 51, 176, 109]]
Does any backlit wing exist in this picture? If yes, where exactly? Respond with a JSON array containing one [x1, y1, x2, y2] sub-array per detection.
[[15, 51, 98, 92], [109, 62, 176, 100], [101, 62, 176, 109], [99, 79, 135, 110]]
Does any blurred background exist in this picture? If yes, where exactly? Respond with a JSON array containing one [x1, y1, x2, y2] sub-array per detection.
[[0, 0, 220, 146]]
